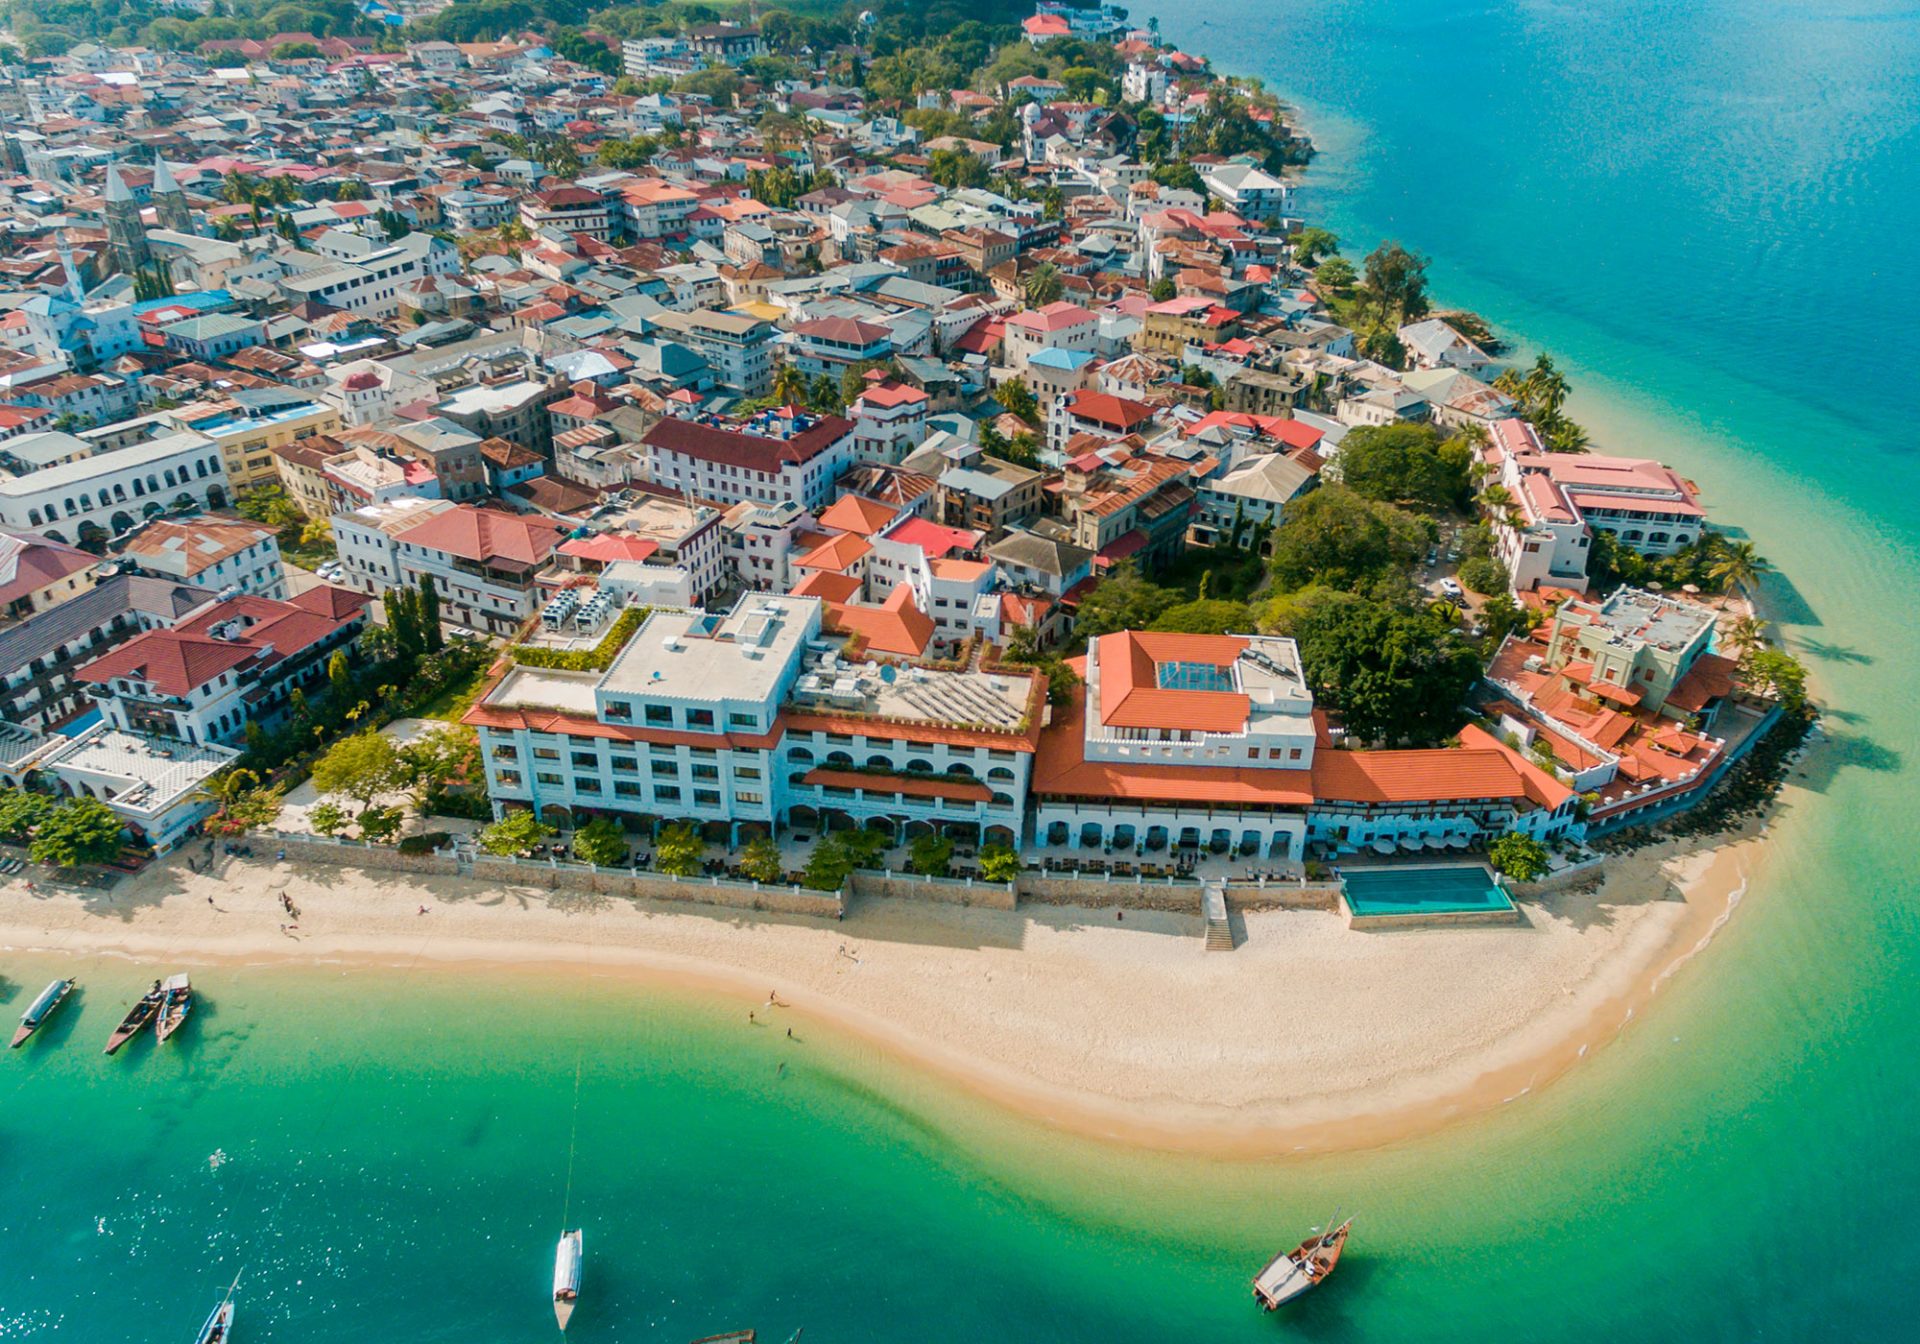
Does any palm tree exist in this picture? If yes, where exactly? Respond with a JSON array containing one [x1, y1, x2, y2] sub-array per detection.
[[771, 363, 806, 408], [1023, 262, 1063, 308], [198, 767, 263, 834], [1709, 539, 1770, 595], [1541, 413, 1589, 454], [1725, 614, 1770, 656], [1524, 353, 1570, 419], [1428, 599, 1463, 625], [221, 170, 256, 205], [1477, 483, 1516, 522]]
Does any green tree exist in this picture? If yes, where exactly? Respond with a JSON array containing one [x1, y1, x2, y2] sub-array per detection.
[[997, 376, 1040, 423], [1457, 555, 1510, 595], [1074, 561, 1182, 638], [1709, 539, 1770, 595], [357, 804, 404, 844], [1150, 598, 1256, 634], [1292, 226, 1338, 267], [979, 843, 1020, 883], [476, 809, 555, 856], [1725, 615, 1771, 657], [654, 822, 704, 877], [1478, 593, 1535, 645], [235, 484, 304, 532], [1355, 240, 1431, 327], [334, 178, 370, 201], [1022, 262, 1064, 307], [802, 833, 853, 891], [419, 574, 444, 652], [1149, 276, 1177, 302], [1740, 648, 1809, 711], [1334, 423, 1472, 509], [0, 788, 56, 843], [29, 797, 123, 868], [771, 362, 807, 408], [573, 816, 628, 866], [739, 836, 784, 883], [203, 771, 282, 836], [311, 731, 409, 814], [1312, 256, 1356, 295], [308, 801, 349, 838], [909, 831, 953, 877], [1488, 831, 1549, 881], [1291, 593, 1483, 745], [1268, 486, 1431, 595]]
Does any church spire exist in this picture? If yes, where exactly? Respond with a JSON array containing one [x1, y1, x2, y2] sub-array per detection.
[[101, 162, 152, 273], [151, 153, 194, 234]]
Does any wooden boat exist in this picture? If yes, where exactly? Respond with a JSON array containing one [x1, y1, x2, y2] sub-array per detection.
[[192, 1274, 239, 1344], [553, 1228, 583, 1329], [154, 974, 192, 1044], [12, 976, 75, 1048], [1252, 1215, 1354, 1309], [105, 980, 164, 1055]]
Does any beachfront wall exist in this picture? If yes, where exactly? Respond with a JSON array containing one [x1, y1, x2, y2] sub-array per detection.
[[267, 832, 845, 919], [851, 869, 1018, 910]]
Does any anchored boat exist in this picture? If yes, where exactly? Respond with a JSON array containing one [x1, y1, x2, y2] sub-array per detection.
[[105, 980, 164, 1055], [1252, 1215, 1354, 1309], [192, 1273, 239, 1344], [553, 1228, 583, 1329], [155, 974, 193, 1044], [12, 977, 75, 1048]]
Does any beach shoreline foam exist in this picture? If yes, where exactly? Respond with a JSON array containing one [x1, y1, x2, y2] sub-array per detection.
[[0, 790, 1792, 1157]]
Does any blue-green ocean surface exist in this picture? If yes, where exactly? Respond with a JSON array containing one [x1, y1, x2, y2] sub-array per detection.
[[7, 0, 1920, 1337]]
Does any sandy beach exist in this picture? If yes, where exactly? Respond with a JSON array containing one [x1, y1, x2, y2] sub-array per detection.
[[0, 792, 1784, 1157]]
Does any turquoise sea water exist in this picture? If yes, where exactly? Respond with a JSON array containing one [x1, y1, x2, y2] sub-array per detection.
[[8, 1, 1920, 1337]]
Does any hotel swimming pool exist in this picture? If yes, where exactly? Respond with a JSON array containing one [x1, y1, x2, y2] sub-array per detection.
[[1339, 864, 1516, 918]]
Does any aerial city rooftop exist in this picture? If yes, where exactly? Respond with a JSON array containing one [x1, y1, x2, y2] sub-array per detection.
[[0, 0, 1797, 879]]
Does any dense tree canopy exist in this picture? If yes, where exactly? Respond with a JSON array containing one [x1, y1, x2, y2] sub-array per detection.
[[1075, 562, 1183, 639], [1290, 593, 1483, 745], [1268, 486, 1432, 596], [1335, 423, 1473, 510]]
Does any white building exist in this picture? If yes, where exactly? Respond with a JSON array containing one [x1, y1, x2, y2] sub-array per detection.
[[642, 409, 855, 513], [1200, 162, 1293, 221], [0, 431, 228, 544], [650, 309, 777, 395], [277, 231, 460, 318], [116, 517, 286, 599], [332, 496, 458, 595]]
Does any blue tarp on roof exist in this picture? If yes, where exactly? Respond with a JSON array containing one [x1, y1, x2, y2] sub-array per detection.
[[131, 289, 234, 318]]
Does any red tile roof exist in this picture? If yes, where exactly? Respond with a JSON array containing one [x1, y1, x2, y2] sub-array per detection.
[[642, 414, 852, 471], [395, 505, 563, 565], [817, 493, 898, 537], [1095, 631, 1252, 734]]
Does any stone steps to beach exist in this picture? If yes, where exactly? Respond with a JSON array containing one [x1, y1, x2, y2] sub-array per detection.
[[1202, 882, 1234, 952]]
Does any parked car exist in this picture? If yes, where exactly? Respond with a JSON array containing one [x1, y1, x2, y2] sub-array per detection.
[[1439, 577, 1464, 599], [449, 626, 478, 640]]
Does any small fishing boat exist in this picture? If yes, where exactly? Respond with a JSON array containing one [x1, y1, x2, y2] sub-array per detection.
[[1252, 1215, 1354, 1309], [553, 1228, 583, 1329], [192, 1273, 239, 1344], [12, 977, 75, 1048], [154, 974, 192, 1044], [105, 980, 164, 1055]]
